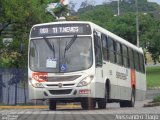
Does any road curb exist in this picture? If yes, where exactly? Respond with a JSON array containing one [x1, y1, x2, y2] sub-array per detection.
[[0, 106, 48, 109], [147, 87, 160, 90], [144, 102, 160, 107], [0, 104, 81, 109]]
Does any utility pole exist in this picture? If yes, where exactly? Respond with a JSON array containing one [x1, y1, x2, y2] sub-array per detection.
[[117, 0, 120, 16], [136, 0, 139, 47]]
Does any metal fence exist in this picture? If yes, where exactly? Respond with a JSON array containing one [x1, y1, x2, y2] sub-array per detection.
[[0, 68, 30, 105]]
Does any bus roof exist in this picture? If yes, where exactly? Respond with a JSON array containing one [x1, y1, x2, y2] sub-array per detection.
[[31, 21, 143, 53]]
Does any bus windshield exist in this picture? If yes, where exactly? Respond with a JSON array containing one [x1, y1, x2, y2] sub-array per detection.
[[29, 37, 93, 73]]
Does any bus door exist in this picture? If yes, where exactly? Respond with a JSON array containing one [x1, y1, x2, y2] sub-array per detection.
[[93, 31, 104, 98]]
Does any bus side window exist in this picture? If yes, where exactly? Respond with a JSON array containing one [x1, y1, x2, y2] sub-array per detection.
[[108, 37, 116, 63], [134, 51, 140, 71], [139, 53, 145, 73], [101, 34, 109, 61], [116, 42, 123, 66], [129, 48, 135, 69], [127, 47, 130, 67], [140, 54, 145, 73], [122, 45, 129, 68], [94, 31, 102, 67]]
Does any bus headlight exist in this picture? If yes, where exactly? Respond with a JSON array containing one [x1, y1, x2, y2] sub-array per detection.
[[29, 79, 44, 88], [77, 75, 94, 87]]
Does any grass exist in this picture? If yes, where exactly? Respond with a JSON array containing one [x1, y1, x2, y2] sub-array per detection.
[[153, 96, 160, 103], [146, 66, 160, 88]]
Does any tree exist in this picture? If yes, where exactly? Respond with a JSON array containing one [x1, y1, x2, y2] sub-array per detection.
[[77, 2, 160, 63], [106, 13, 137, 44], [78, 5, 114, 27], [0, 0, 53, 68], [139, 13, 160, 63]]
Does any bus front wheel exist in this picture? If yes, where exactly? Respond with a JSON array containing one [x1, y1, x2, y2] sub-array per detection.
[[81, 98, 96, 110], [97, 87, 108, 109], [49, 99, 56, 110]]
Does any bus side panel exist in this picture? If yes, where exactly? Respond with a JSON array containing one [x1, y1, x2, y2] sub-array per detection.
[[117, 68, 132, 101], [135, 72, 146, 101], [103, 62, 146, 101], [103, 62, 120, 99]]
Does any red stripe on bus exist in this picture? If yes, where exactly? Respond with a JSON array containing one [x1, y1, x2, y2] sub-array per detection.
[[131, 69, 136, 87]]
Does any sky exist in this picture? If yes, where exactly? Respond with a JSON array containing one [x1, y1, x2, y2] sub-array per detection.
[[69, 0, 160, 11]]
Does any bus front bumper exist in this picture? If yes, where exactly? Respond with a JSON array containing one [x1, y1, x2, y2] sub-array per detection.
[[28, 84, 96, 100]]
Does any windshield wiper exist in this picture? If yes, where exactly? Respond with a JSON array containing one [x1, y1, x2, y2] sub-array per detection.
[[64, 35, 77, 58], [43, 36, 55, 57]]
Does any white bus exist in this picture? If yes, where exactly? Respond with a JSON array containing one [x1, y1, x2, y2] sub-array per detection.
[[28, 21, 146, 110]]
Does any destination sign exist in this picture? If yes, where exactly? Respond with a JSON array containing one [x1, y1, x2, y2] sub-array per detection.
[[30, 23, 91, 38]]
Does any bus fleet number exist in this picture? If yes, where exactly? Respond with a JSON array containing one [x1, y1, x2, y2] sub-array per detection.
[[40, 28, 48, 34]]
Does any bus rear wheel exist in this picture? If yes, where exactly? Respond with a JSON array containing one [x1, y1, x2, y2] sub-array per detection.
[[81, 98, 96, 110], [49, 99, 56, 110], [120, 89, 135, 107]]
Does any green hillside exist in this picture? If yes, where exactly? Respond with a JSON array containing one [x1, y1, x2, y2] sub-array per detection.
[[78, 0, 160, 16]]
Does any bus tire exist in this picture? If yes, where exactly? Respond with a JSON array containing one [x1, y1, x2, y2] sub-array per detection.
[[128, 89, 135, 107], [119, 89, 135, 107], [49, 99, 56, 110], [97, 87, 108, 109], [81, 98, 96, 110], [119, 101, 127, 107]]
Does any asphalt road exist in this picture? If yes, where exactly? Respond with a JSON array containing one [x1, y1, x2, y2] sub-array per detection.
[[0, 90, 160, 120], [0, 99, 160, 120]]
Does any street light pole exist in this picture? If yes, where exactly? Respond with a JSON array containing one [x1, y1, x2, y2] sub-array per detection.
[[136, 0, 139, 47]]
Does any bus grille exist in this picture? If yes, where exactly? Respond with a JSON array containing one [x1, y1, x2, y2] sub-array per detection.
[[46, 83, 75, 87], [44, 75, 81, 82], [49, 89, 72, 95]]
